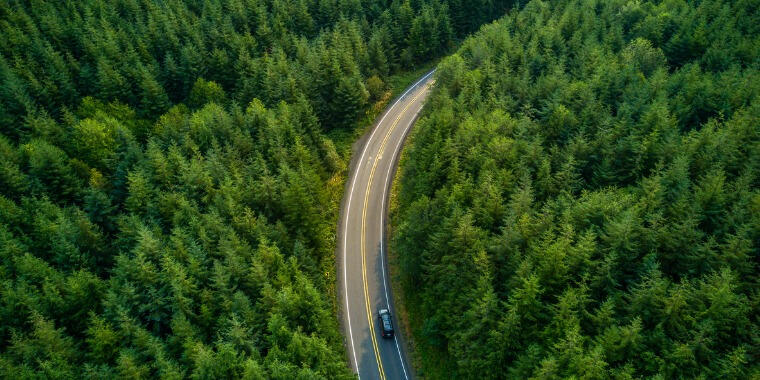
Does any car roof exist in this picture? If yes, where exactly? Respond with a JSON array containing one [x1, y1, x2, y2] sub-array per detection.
[[379, 308, 389, 314]]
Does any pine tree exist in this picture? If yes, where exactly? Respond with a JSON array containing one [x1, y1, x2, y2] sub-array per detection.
[[138, 68, 170, 119]]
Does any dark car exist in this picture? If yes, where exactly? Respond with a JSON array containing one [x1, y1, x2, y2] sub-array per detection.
[[378, 308, 394, 338]]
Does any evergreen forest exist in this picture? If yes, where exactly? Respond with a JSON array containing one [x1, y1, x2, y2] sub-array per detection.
[[0, 0, 513, 378], [393, 0, 760, 378]]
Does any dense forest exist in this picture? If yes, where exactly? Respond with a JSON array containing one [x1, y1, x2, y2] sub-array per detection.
[[394, 0, 759, 378], [0, 0, 514, 378]]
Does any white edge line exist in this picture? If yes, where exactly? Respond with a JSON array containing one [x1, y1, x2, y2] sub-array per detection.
[[342, 70, 435, 378], [379, 74, 434, 380]]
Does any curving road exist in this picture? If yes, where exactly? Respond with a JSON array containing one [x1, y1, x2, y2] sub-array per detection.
[[339, 71, 435, 380]]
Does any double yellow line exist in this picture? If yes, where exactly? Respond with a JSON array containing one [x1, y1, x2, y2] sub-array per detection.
[[360, 84, 428, 380]]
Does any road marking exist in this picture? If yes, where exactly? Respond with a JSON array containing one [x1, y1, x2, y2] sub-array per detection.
[[342, 70, 435, 379], [361, 84, 429, 380]]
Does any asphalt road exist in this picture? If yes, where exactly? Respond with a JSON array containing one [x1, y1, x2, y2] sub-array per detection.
[[339, 71, 435, 380]]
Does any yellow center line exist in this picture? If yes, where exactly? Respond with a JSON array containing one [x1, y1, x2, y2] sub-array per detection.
[[361, 83, 429, 380]]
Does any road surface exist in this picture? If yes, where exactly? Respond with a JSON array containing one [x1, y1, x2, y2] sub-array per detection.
[[339, 71, 435, 380]]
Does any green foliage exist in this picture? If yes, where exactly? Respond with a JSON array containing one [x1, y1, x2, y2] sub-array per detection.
[[0, 0, 518, 377], [365, 75, 387, 103], [188, 78, 227, 109], [0, 0, 516, 133], [394, 0, 760, 378]]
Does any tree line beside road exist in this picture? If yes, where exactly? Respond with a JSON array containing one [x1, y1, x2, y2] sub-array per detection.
[[0, 0, 515, 377], [393, 0, 759, 378]]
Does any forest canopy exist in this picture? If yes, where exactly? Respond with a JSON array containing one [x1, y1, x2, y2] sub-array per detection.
[[0, 0, 514, 378], [394, 0, 759, 378]]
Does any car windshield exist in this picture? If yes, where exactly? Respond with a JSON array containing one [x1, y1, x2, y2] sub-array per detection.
[[382, 314, 392, 330]]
